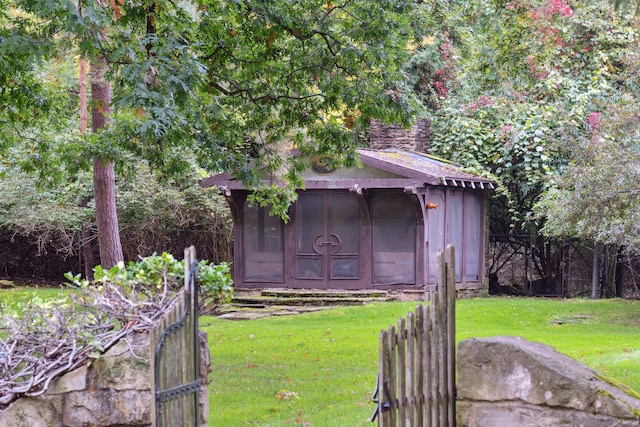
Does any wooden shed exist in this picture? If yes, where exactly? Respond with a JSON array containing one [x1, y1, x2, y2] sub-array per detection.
[[201, 129, 495, 296]]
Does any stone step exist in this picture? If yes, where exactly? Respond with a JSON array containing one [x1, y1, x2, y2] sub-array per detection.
[[220, 289, 400, 318], [216, 289, 399, 319], [258, 288, 391, 299], [231, 295, 394, 308], [215, 305, 333, 320]]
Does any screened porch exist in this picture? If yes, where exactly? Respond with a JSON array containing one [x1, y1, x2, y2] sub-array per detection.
[[201, 148, 494, 292]]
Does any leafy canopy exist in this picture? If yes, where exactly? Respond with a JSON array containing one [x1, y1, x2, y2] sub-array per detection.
[[1, 0, 425, 218], [422, 0, 638, 236]]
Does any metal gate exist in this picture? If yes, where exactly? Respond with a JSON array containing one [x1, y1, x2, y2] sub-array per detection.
[[151, 246, 201, 427]]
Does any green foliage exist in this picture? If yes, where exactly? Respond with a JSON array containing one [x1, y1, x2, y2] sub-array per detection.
[[0, 158, 232, 263], [422, 0, 639, 237], [197, 260, 233, 307], [65, 251, 233, 306], [535, 99, 640, 249], [2, 0, 424, 220], [526, 3, 640, 250], [191, 0, 424, 216], [0, 165, 93, 259]]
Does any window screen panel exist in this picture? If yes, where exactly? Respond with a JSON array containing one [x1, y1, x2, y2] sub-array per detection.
[[296, 258, 323, 279], [372, 192, 416, 284], [296, 193, 323, 253], [331, 258, 359, 279], [447, 191, 463, 281], [427, 190, 446, 283], [464, 192, 483, 281], [330, 193, 359, 254], [243, 202, 284, 282]]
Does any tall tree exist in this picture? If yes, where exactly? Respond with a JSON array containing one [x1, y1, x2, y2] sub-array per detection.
[[1, 0, 422, 266], [91, 44, 123, 267]]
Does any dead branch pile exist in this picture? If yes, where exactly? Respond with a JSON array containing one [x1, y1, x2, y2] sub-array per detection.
[[0, 281, 181, 408]]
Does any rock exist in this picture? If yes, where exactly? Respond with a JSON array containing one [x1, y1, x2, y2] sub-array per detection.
[[0, 280, 14, 288], [457, 336, 640, 427], [62, 389, 152, 427], [91, 333, 150, 391], [0, 397, 61, 427], [0, 329, 211, 427], [457, 401, 640, 427], [47, 366, 87, 395]]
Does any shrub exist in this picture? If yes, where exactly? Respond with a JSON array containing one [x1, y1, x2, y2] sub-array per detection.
[[0, 251, 233, 406], [65, 252, 234, 310]]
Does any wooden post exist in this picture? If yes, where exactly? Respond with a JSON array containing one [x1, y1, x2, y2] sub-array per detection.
[[378, 329, 388, 427], [592, 241, 600, 299], [397, 317, 406, 425], [428, 293, 438, 426], [445, 245, 456, 427], [406, 311, 416, 427], [436, 250, 447, 426], [387, 325, 397, 427], [423, 304, 432, 427], [415, 306, 425, 427]]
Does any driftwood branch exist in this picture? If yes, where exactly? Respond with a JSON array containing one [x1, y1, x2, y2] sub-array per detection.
[[0, 280, 181, 408]]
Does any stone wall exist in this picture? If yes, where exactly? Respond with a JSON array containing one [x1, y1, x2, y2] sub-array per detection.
[[0, 331, 210, 427], [457, 336, 640, 427]]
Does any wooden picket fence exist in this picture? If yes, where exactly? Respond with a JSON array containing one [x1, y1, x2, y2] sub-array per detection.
[[150, 246, 201, 427], [373, 245, 456, 427]]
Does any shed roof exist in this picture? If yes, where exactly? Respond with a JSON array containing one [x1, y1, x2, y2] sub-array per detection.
[[200, 148, 495, 190], [357, 148, 495, 189]]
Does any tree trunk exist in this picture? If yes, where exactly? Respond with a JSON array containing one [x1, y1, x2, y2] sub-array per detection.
[[591, 242, 600, 299], [91, 51, 123, 268], [80, 57, 88, 133], [615, 248, 625, 298], [79, 57, 97, 278], [603, 244, 619, 298]]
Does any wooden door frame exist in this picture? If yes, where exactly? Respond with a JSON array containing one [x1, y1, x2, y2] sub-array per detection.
[[289, 190, 368, 289]]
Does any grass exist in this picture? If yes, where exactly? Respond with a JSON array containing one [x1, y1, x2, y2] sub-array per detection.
[[204, 297, 640, 427], [0, 286, 71, 311], [4, 288, 640, 426]]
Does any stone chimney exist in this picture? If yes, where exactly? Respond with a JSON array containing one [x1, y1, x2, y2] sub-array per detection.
[[369, 118, 430, 152]]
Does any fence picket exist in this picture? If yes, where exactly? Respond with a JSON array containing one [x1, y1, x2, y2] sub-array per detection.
[[388, 325, 397, 427], [414, 307, 424, 427], [438, 250, 448, 426], [378, 329, 389, 427], [445, 245, 456, 425], [397, 318, 406, 424], [406, 312, 416, 427]]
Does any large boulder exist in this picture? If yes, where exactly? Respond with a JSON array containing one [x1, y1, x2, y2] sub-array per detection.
[[457, 336, 640, 427]]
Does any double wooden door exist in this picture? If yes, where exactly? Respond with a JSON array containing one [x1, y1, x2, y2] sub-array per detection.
[[294, 191, 363, 288]]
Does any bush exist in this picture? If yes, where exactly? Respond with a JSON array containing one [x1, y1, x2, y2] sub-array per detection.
[[66, 252, 233, 310], [1, 251, 232, 406]]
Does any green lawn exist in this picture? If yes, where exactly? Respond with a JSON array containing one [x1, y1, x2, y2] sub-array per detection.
[[0, 286, 71, 311], [204, 298, 640, 427], [4, 289, 640, 427]]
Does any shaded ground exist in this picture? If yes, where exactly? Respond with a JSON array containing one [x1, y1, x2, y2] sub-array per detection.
[[0, 234, 78, 285]]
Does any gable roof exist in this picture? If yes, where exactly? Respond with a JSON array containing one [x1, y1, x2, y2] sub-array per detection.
[[358, 148, 495, 189], [200, 148, 495, 191]]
